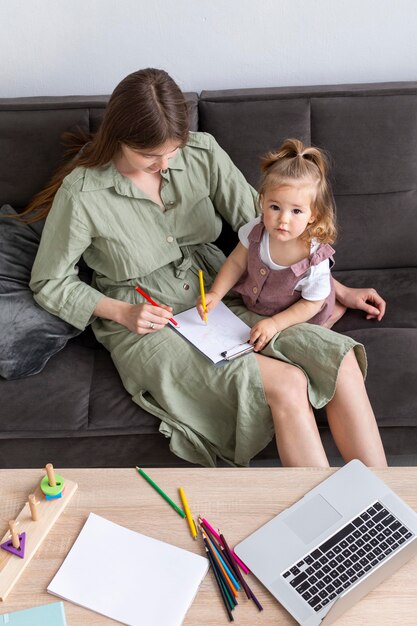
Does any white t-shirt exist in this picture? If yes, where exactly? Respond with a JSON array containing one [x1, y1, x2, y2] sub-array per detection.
[[238, 216, 331, 301]]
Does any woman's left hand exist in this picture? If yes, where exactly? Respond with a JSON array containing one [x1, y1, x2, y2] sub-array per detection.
[[250, 318, 279, 351], [335, 283, 386, 321]]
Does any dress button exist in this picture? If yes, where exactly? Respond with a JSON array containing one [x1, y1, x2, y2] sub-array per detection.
[[252, 286, 258, 294], [166, 200, 175, 207], [183, 283, 190, 290], [166, 235, 174, 243], [260, 268, 267, 276]]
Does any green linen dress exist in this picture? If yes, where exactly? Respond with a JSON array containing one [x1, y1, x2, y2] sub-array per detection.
[[30, 132, 366, 467]]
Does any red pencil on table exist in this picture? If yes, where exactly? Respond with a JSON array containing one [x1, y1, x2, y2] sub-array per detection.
[[135, 286, 179, 327]]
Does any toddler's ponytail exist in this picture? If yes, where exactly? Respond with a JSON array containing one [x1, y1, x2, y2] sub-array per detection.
[[260, 138, 329, 179]]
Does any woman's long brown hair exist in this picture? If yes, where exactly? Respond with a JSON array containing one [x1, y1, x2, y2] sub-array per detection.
[[16, 68, 190, 223]]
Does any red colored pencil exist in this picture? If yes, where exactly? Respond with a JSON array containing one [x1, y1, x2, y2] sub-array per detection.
[[200, 516, 250, 574], [135, 286, 178, 327]]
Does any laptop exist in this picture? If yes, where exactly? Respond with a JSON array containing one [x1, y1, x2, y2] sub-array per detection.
[[235, 460, 417, 625]]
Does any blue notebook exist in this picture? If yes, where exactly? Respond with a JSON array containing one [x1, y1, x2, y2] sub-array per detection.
[[0, 602, 66, 625]]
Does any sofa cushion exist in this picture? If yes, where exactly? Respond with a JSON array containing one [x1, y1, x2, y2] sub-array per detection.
[[0, 342, 92, 434], [199, 93, 310, 187], [312, 327, 417, 430], [0, 102, 90, 208], [0, 204, 81, 380], [311, 95, 417, 271], [333, 267, 417, 332], [345, 327, 417, 429], [0, 340, 160, 437], [333, 193, 417, 271], [311, 94, 417, 196]]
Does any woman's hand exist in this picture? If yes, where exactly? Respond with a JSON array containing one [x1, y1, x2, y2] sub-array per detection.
[[94, 296, 174, 334], [122, 303, 173, 334], [334, 281, 386, 321], [196, 291, 221, 321], [250, 318, 279, 352], [119, 302, 173, 334]]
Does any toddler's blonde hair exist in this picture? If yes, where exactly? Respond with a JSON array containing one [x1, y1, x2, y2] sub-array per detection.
[[258, 138, 336, 244]]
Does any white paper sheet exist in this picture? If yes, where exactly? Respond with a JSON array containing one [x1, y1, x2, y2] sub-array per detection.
[[47, 513, 208, 626], [172, 301, 253, 364]]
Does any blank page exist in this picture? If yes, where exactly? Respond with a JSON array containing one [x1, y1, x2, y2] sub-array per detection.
[[47, 513, 208, 626], [173, 301, 252, 364]]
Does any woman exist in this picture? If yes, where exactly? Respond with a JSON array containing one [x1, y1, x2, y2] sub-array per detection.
[[27, 68, 387, 468]]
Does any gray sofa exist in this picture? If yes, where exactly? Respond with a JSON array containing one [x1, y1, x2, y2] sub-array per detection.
[[1, 82, 417, 468]]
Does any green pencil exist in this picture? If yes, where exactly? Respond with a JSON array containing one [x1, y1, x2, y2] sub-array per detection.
[[135, 467, 186, 518]]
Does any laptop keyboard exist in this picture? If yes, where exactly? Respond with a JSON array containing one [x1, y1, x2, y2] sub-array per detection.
[[282, 501, 414, 613]]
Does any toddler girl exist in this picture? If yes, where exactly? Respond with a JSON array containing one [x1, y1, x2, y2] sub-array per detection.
[[198, 138, 339, 351]]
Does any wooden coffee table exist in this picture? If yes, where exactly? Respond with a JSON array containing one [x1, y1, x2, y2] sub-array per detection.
[[0, 467, 416, 625]]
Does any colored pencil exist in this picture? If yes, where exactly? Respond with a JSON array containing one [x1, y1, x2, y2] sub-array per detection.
[[204, 542, 234, 621], [199, 516, 222, 549], [135, 285, 178, 326], [200, 516, 250, 574], [135, 467, 185, 518], [179, 487, 198, 540], [198, 269, 208, 323], [202, 534, 237, 608], [221, 533, 263, 610], [209, 537, 241, 591], [220, 533, 251, 599], [203, 530, 239, 597]]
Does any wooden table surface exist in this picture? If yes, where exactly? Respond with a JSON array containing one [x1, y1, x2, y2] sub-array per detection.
[[0, 467, 416, 625]]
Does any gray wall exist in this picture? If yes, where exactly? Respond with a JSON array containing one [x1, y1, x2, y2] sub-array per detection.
[[2, 0, 417, 97]]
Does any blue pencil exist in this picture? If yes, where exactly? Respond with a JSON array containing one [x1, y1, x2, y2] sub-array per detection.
[[209, 536, 241, 590]]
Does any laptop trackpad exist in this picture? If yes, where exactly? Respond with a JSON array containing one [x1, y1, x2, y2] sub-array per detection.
[[284, 494, 342, 544]]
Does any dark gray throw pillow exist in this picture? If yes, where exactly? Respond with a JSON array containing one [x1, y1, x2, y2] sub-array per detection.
[[0, 204, 81, 380]]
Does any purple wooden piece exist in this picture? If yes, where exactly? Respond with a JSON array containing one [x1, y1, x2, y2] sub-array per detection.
[[0, 532, 26, 558]]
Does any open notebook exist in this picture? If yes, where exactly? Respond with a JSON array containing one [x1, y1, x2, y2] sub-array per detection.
[[47, 513, 208, 626], [172, 301, 254, 365]]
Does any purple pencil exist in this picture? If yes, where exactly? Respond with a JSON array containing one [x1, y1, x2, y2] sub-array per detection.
[[220, 533, 252, 599], [221, 532, 263, 610]]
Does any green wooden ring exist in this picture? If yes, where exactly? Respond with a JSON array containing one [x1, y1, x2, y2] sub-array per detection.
[[40, 473, 65, 497]]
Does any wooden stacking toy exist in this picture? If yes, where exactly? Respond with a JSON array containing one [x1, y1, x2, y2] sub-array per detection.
[[0, 521, 26, 559], [0, 463, 78, 601], [40, 463, 65, 500]]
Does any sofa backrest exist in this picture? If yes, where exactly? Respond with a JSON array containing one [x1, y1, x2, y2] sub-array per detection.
[[2, 83, 417, 272], [199, 82, 417, 271], [0, 93, 199, 211]]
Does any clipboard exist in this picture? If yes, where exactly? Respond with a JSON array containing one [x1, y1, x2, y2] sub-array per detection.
[[170, 302, 254, 366]]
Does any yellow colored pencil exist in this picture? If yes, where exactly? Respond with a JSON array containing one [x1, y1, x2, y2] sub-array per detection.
[[198, 269, 208, 323], [179, 487, 198, 540]]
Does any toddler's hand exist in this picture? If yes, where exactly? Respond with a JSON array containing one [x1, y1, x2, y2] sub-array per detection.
[[196, 291, 221, 321], [250, 318, 279, 351]]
